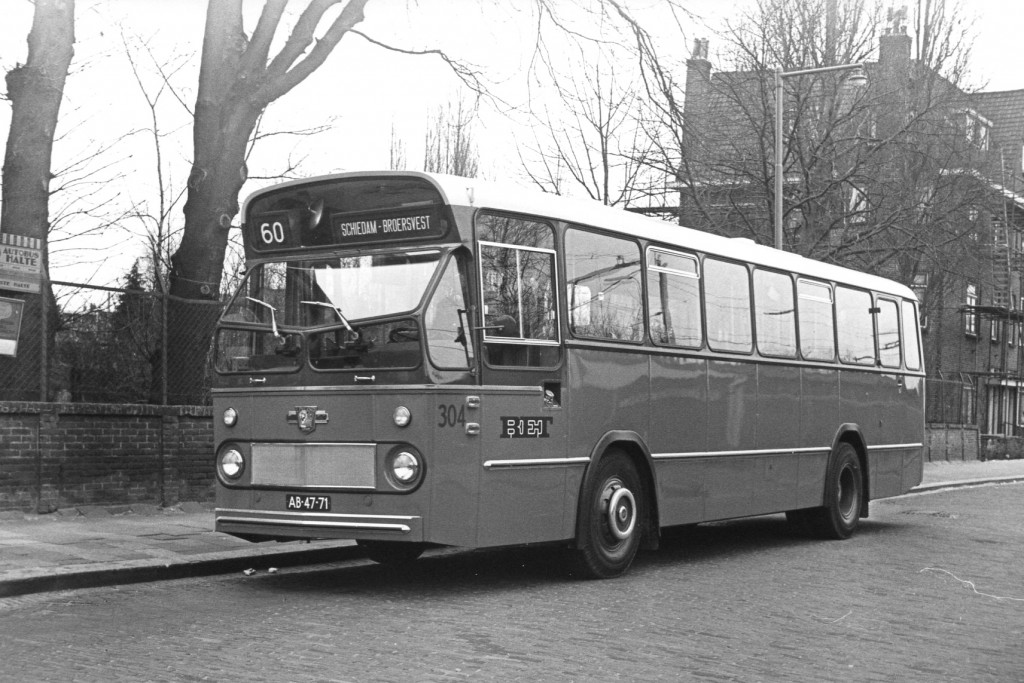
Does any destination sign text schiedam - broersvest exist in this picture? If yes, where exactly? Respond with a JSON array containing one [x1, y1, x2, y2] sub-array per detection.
[[330, 209, 444, 247]]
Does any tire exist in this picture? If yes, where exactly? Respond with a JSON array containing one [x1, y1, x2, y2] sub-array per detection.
[[573, 451, 644, 579], [798, 442, 864, 540], [357, 540, 426, 565]]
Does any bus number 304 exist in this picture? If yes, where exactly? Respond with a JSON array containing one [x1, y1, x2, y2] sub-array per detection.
[[437, 404, 466, 428]]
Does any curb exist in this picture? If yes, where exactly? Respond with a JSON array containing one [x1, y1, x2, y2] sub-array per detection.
[[907, 475, 1024, 494], [0, 541, 363, 599]]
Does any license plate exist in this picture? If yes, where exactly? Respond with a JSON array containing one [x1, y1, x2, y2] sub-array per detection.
[[285, 494, 331, 512]]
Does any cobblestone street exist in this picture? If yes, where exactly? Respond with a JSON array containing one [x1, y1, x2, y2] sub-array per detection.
[[1, 483, 1022, 682]]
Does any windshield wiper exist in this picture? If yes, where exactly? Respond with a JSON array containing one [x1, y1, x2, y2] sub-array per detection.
[[301, 300, 356, 334], [245, 297, 282, 338]]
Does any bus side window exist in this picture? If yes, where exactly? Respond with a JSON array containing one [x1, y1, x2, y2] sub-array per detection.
[[425, 256, 473, 369], [565, 228, 643, 342], [835, 286, 875, 365], [902, 299, 922, 370], [477, 213, 559, 367], [876, 298, 902, 368], [753, 269, 796, 358], [704, 258, 752, 353], [647, 248, 702, 348], [797, 279, 835, 361]]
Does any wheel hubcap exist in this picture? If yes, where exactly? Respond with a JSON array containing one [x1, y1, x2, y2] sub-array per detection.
[[605, 484, 636, 541]]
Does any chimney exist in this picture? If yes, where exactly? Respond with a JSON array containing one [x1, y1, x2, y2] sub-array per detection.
[[879, 32, 912, 69], [879, 7, 911, 70], [685, 38, 712, 112]]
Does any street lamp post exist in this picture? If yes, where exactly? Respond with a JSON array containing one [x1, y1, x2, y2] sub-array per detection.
[[774, 63, 867, 250]]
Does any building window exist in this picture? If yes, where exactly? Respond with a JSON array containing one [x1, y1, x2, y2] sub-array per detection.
[[965, 109, 991, 150], [965, 284, 978, 336], [911, 274, 929, 331], [847, 185, 868, 224], [991, 319, 1001, 342], [962, 378, 976, 424]]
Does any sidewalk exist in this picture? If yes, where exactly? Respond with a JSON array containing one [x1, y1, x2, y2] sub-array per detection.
[[2, 459, 1023, 598]]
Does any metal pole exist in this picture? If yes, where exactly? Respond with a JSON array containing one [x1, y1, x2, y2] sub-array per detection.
[[774, 67, 784, 250], [161, 291, 168, 406], [773, 62, 865, 252]]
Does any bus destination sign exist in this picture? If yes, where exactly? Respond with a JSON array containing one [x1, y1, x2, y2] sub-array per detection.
[[249, 206, 447, 252], [331, 208, 445, 246]]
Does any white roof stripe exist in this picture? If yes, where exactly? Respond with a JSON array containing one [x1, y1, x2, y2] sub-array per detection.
[[245, 171, 917, 301]]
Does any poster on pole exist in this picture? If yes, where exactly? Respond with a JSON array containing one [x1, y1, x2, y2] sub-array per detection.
[[0, 296, 25, 356], [0, 233, 43, 294]]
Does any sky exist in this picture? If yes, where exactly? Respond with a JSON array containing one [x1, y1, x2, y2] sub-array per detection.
[[1, 0, 1023, 289]]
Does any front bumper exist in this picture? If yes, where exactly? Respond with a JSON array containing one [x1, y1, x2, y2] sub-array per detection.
[[215, 508, 424, 541]]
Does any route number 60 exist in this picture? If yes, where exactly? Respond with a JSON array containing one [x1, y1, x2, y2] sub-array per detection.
[[260, 221, 286, 245]]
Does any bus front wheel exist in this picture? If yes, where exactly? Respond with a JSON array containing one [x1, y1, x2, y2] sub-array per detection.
[[789, 442, 863, 540], [357, 540, 426, 565], [573, 451, 644, 579]]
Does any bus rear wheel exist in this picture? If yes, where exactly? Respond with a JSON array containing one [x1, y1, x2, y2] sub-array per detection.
[[357, 540, 426, 565], [790, 442, 863, 540], [573, 451, 644, 579]]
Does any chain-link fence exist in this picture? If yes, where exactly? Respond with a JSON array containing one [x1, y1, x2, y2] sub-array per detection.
[[0, 281, 226, 405], [926, 374, 976, 425]]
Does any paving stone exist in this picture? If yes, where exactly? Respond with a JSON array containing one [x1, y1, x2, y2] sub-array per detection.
[[76, 506, 112, 517]]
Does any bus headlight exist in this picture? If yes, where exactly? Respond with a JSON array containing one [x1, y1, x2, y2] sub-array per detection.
[[223, 408, 238, 427], [219, 449, 245, 480], [385, 449, 422, 490], [393, 406, 412, 427]]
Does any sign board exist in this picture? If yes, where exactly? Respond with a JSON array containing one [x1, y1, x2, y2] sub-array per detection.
[[0, 296, 25, 356], [0, 233, 43, 294]]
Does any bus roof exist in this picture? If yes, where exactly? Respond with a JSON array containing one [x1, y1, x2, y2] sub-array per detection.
[[245, 171, 917, 301]]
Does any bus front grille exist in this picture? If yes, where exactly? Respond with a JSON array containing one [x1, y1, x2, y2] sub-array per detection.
[[250, 443, 376, 489]]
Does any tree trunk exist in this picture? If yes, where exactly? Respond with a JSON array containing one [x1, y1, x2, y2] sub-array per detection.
[[166, 0, 368, 403], [0, 0, 74, 401]]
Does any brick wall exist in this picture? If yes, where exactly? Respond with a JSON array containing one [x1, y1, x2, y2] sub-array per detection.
[[926, 423, 981, 462], [0, 401, 213, 513]]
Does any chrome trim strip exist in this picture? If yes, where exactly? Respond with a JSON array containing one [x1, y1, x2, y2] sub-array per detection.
[[217, 516, 411, 533], [216, 508, 416, 521], [652, 446, 830, 460], [867, 442, 924, 450], [215, 509, 418, 533], [484, 457, 591, 469], [213, 385, 541, 395]]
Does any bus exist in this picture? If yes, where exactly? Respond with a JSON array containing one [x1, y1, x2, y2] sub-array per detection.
[[212, 171, 925, 579]]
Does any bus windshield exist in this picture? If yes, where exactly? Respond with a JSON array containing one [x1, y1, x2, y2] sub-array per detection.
[[216, 250, 448, 373]]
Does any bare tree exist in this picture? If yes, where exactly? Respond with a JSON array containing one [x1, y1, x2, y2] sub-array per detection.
[[0, 0, 75, 400], [171, 0, 369, 302], [626, 0, 986, 281], [162, 0, 687, 400], [518, 45, 652, 206], [423, 98, 479, 178], [388, 123, 407, 171]]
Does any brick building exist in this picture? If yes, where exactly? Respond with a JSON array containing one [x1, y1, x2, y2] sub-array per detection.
[[678, 26, 1024, 456]]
